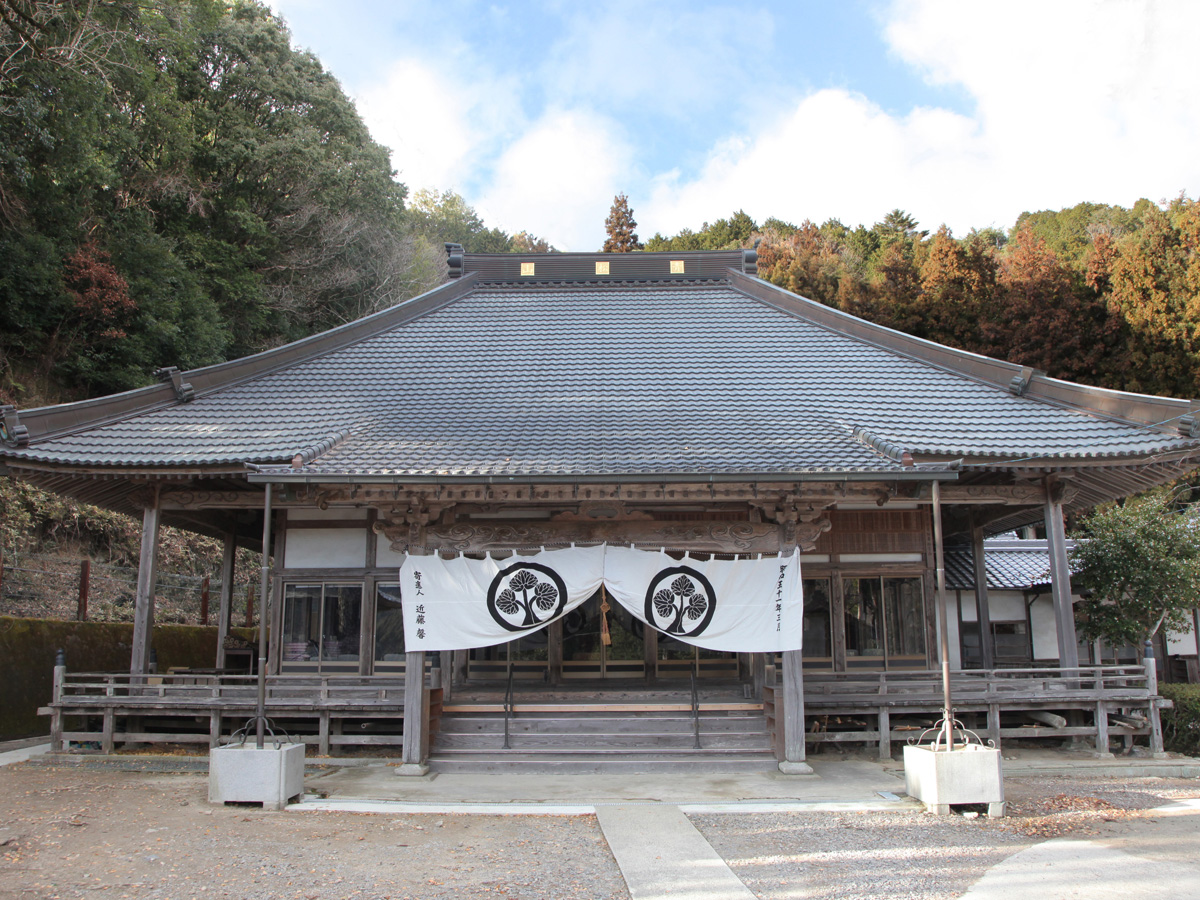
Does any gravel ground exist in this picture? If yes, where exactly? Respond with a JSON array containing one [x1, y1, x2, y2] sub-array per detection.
[[0, 766, 627, 900], [693, 777, 1200, 900], [0, 764, 1196, 900]]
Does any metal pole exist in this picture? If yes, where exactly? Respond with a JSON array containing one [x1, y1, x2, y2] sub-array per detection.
[[931, 480, 954, 748], [256, 483, 273, 748]]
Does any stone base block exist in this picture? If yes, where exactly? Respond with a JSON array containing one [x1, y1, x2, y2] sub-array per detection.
[[903, 744, 1004, 817], [778, 760, 815, 775], [395, 762, 431, 777], [209, 743, 305, 810]]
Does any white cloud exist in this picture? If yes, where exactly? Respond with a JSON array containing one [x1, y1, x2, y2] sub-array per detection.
[[355, 55, 524, 197], [643, 0, 1200, 235], [475, 110, 635, 251], [538, 2, 773, 116]]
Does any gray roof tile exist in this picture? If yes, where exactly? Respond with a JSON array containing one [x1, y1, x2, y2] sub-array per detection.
[[6, 279, 1198, 476]]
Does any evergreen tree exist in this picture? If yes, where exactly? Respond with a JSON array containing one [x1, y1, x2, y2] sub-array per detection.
[[603, 193, 642, 252]]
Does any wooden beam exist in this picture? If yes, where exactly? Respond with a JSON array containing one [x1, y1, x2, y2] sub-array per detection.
[[130, 486, 162, 676]]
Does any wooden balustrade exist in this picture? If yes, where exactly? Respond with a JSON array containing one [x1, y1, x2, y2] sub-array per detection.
[[42, 664, 1168, 760], [764, 664, 1166, 761]]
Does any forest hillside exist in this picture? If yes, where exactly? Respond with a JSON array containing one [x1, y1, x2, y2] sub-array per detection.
[[3, 1, 1198, 623]]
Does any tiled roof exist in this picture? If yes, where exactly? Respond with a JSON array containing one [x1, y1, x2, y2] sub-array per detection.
[[5, 276, 1199, 478], [944, 540, 1065, 590]]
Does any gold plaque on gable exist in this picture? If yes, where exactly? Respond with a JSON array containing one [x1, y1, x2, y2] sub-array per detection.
[[520, 262, 536, 276], [595, 261, 610, 275], [670, 260, 685, 274]]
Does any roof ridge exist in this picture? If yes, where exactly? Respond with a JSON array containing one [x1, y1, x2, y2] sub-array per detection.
[[474, 277, 731, 290], [290, 428, 353, 469]]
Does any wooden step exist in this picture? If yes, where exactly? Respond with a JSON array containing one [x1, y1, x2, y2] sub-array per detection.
[[436, 720, 763, 734], [435, 732, 771, 751], [442, 701, 762, 714], [428, 749, 777, 775]]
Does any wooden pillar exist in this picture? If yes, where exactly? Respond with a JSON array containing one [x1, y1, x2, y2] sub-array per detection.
[[77, 559, 90, 622], [452, 649, 468, 685], [215, 532, 236, 669], [130, 487, 162, 676], [547, 618, 563, 684], [971, 525, 994, 671], [751, 653, 766, 699], [987, 703, 1002, 748], [831, 571, 847, 672], [778, 648, 812, 773], [1044, 479, 1080, 670], [1095, 702, 1113, 758], [644, 625, 658, 683], [878, 705, 891, 760], [399, 650, 429, 774], [50, 652, 65, 752]]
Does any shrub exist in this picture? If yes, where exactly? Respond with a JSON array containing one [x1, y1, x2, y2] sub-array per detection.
[[1159, 682, 1200, 756]]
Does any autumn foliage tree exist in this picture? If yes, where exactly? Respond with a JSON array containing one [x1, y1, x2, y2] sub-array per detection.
[[603, 193, 643, 252]]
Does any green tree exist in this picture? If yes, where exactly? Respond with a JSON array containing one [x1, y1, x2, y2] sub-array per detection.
[[1070, 493, 1200, 655], [405, 188, 511, 253], [603, 193, 642, 252], [0, 0, 419, 401], [1013, 201, 1141, 271]]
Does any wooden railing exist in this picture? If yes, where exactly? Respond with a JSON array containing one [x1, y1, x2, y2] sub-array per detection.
[[43, 672, 410, 755], [764, 662, 1168, 761]]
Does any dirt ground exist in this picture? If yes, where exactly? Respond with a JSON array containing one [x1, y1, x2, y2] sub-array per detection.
[[0, 763, 1197, 900], [0, 765, 626, 900]]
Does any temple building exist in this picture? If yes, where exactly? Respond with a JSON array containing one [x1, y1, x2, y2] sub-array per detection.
[[4, 247, 1196, 768]]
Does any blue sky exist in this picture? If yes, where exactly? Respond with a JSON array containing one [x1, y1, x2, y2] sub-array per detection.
[[269, 0, 1200, 250]]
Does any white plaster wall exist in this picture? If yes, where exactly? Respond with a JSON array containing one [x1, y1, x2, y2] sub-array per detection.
[[1167, 615, 1198, 655], [988, 592, 1027, 622], [287, 508, 369, 522], [959, 589, 1026, 623], [376, 533, 407, 568], [284, 528, 367, 569], [1030, 596, 1060, 660]]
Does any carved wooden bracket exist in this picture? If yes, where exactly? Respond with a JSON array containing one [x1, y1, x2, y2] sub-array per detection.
[[413, 520, 784, 554]]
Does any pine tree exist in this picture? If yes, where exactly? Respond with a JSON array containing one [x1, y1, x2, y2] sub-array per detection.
[[603, 194, 643, 252]]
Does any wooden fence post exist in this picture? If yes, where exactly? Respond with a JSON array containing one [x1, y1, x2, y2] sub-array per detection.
[[245, 581, 255, 627], [77, 559, 90, 621], [200, 576, 210, 626], [50, 649, 66, 752]]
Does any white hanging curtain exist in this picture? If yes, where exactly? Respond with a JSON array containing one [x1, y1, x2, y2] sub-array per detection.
[[602, 547, 804, 653], [399, 545, 803, 653], [399, 545, 604, 651]]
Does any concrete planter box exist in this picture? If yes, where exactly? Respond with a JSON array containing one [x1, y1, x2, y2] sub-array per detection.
[[903, 744, 1005, 817], [209, 743, 305, 810]]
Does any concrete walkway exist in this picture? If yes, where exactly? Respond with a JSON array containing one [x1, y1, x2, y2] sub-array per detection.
[[297, 758, 916, 815], [0, 742, 50, 767], [597, 805, 756, 900], [964, 834, 1200, 899]]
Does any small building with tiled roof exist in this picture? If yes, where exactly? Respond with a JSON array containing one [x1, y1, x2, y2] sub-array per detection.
[[5, 247, 1196, 766]]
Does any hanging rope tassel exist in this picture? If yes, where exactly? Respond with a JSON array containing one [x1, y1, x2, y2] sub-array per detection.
[[600, 585, 612, 647]]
